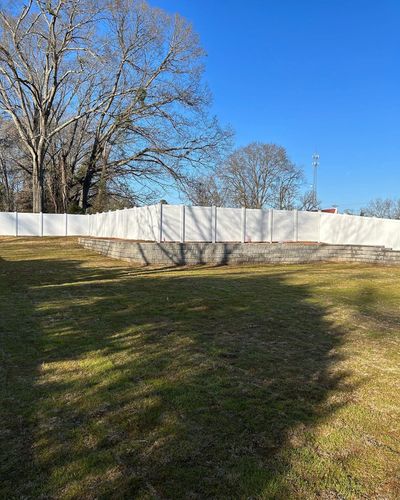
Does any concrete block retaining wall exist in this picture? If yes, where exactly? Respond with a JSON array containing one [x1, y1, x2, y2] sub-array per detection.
[[78, 238, 400, 266]]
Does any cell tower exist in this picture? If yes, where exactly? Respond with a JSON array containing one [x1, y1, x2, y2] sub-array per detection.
[[312, 153, 320, 205]]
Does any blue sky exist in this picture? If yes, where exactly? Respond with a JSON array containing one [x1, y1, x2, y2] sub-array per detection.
[[155, 0, 400, 211]]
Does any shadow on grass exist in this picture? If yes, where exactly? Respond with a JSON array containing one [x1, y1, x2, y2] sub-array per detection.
[[0, 251, 351, 498], [349, 283, 400, 333]]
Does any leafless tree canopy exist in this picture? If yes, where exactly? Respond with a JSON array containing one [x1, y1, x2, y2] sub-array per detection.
[[298, 189, 320, 212], [183, 174, 226, 206], [0, 0, 229, 212], [183, 143, 315, 210], [197, 142, 302, 209], [361, 197, 400, 219]]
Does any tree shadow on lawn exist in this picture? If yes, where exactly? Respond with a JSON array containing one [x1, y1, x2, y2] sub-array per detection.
[[0, 255, 353, 498]]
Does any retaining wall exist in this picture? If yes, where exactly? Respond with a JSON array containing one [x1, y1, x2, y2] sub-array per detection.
[[78, 238, 400, 266]]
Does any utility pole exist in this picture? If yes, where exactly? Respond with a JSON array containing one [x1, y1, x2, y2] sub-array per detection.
[[312, 153, 320, 206]]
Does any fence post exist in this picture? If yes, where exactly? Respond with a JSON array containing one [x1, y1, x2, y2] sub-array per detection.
[[269, 208, 274, 243], [123, 207, 127, 239], [293, 209, 298, 242], [158, 202, 163, 243], [65, 212, 68, 236], [39, 212, 43, 237], [241, 207, 246, 243], [211, 206, 217, 243], [180, 205, 185, 243], [15, 211, 18, 237]]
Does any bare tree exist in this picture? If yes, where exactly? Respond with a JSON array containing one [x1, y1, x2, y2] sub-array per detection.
[[74, 0, 229, 211], [361, 197, 400, 219], [0, 0, 229, 212], [0, 0, 105, 212], [0, 117, 26, 210], [218, 142, 303, 209], [272, 162, 303, 210], [183, 174, 226, 206], [298, 189, 321, 211]]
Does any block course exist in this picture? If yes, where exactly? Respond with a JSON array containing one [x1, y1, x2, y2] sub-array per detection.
[[78, 238, 400, 266]]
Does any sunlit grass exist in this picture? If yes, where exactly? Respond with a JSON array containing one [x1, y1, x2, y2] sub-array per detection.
[[1, 237, 399, 498]]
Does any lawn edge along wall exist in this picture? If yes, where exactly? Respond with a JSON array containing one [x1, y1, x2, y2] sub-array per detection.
[[78, 238, 400, 266]]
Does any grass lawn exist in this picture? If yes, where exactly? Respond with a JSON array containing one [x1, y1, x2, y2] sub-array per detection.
[[0, 237, 399, 499]]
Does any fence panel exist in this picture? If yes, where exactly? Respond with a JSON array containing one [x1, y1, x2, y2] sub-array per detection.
[[379, 218, 400, 250], [146, 205, 160, 241], [245, 209, 270, 242], [321, 214, 372, 246], [101, 211, 112, 238], [111, 210, 125, 239], [273, 210, 294, 241], [43, 213, 65, 236], [68, 214, 89, 236], [185, 206, 212, 241], [17, 213, 40, 236], [346, 216, 378, 246], [216, 207, 242, 242], [320, 213, 345, 245], [123, 208, 137, 240], [0, 212, 17, 235], [298, 211, 320, 242], [129, 205, 159, 241], [162, 205, 181, 242]]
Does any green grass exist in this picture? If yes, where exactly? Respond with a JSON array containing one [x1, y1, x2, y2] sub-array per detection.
[[0, 237, 399, 499]]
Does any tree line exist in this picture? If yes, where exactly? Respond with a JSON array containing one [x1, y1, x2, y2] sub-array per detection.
[[346, 198, 400, 219], [0, 0, 319, 214], [0, 0, 229, 213]]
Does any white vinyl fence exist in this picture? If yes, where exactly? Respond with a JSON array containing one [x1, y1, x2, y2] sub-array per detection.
[[1, 203, 400, 250], [0, 212, 88, 237]]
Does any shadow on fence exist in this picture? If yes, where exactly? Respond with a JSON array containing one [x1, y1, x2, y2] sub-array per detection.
[[0, 243, 352, 498]]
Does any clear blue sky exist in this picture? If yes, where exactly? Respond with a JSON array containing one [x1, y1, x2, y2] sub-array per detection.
[[155, 0, 400, 211]]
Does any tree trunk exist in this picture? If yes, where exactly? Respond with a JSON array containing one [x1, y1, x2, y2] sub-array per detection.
[[79, 169, 93, 212], [79, 141, 100, 212], [61, 156, 68, 213], [0, 160, 11, 211], [32, 157, 44, 213]]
